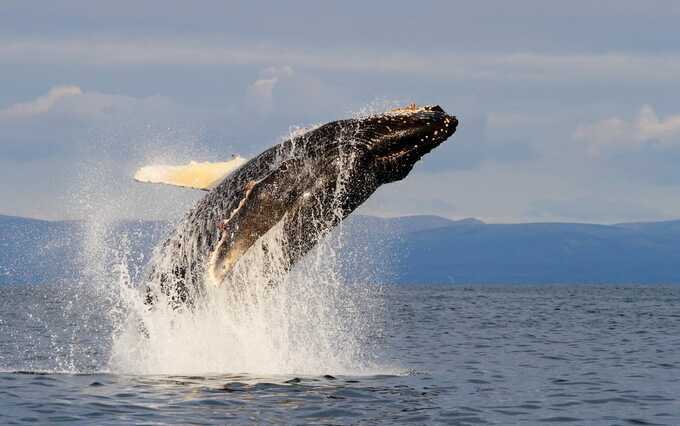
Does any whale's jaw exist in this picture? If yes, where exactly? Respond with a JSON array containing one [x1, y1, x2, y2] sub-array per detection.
[[368, 105, 458, 182]]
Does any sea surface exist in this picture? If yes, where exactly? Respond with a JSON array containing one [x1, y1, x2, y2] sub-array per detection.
[[1, 284, 679, 425]]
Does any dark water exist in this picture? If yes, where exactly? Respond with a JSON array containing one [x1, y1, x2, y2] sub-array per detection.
[[1, 284, 679, 425]]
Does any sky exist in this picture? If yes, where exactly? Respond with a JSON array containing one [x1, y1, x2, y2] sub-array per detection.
[[2, 0, 680, 223]]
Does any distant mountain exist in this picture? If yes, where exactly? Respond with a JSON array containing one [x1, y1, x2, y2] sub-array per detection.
[[390, 220, 680, 284], [0, 214, 80, 284], [0, 215, 166, 285], [615, 219, 680, 235], [336, 215, 484, 283], [1, 214, 680, 285]]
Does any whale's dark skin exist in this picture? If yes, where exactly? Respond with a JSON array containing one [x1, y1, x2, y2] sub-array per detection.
[[145, 105, 458, 306]]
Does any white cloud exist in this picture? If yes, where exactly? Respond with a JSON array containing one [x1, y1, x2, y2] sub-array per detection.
[[0, 85, 209, 126], [260, 65, 294, 79], [0, 85, 220, 170], [575, 105, 680, 156], [0, 85, 82, 119], [4, 38, 680, 83], [247, 66, 294, 112]]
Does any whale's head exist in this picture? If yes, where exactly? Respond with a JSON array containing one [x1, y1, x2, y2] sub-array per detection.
[[276, 103, 458, 215], [353, 104, 458, 183]]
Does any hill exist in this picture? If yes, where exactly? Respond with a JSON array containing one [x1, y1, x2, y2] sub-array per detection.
[[390, 220, 680, 284], [1, 214, 679, 285]]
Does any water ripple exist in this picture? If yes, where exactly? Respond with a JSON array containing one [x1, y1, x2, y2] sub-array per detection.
[[0, 285, 679, 424]]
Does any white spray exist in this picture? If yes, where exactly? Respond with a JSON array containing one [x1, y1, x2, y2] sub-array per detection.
[[101, 122, 390, 376]]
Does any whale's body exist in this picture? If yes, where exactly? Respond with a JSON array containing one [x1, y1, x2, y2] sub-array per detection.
[[141, 105, 458, 306]]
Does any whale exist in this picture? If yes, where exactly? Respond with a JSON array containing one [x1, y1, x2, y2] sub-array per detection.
[[136, 104, 458, 306]]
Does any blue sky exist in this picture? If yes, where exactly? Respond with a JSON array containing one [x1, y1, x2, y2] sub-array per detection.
[[2, 1, 680, 222]]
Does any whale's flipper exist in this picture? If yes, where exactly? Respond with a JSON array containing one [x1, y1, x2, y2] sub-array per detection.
[[207, 158, 307, 285], [133, 156, 247, 190]]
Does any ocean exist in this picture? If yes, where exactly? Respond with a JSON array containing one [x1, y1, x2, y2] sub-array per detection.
[[1, 284, 678, 425]]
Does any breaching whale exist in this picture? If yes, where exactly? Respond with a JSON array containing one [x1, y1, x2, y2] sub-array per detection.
[[136, 104, 458, 306]]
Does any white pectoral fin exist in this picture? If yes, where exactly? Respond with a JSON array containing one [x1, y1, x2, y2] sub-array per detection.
[[133, 156, 247, 190]]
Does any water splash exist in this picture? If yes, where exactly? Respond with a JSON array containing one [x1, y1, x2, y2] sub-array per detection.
[[100, 119, 391, 376], [2, 107, 402, 376], [109, 222, 385, 375]]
